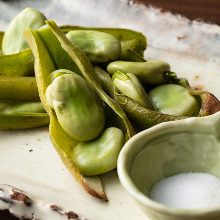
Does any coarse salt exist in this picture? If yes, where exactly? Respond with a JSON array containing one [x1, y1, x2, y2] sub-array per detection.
[[150, 173, 220, 209]]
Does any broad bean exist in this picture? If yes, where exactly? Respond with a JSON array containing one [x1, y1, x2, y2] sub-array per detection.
[[149, 84, 199, 116], [46, 70, 105, 141], [66, 30, 121, 63], [2, 7, 46, 54], [73, 127, 124, 176], [107, 60, 170, 85]]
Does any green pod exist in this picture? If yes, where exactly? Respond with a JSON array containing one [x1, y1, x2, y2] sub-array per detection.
[[112, 71, 155, 109], [0, 113, 49, 129], [0, 76, 39, 101], [0, 49, 34, 76], [93, 66, 115, 98], [0, 101, 45, 114], [46, 71, 105, 141], [115, 94, 186, 130], [2, 7, 46, 54], [25, 26, 108, 201], [66, 30, 121, 63], [73, 127, 124, 176], [60, 25, 147, 61], [107, 60, 170, 85], [149, 84, 200, 116], [37, 26, 80, 73]]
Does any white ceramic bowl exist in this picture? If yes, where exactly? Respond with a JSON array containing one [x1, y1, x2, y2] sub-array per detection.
[[118, 112, 220, 220]]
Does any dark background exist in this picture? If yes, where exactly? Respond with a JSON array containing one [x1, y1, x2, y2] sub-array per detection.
[[136, 0, 220, 25], [0, 0, 220, 219]]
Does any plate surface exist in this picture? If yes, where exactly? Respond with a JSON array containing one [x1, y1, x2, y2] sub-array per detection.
[[0, 0, 220, 219]]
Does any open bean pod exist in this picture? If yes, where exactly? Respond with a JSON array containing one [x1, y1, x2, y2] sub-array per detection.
[[25, 24, 104, 201], [25, 19, 137, 200]]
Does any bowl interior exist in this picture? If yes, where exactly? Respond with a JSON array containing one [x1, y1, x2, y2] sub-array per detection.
[[126, 125, 220, 198]]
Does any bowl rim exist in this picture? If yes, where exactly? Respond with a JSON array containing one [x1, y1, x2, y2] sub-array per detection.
[[117, 112, 220, 217]]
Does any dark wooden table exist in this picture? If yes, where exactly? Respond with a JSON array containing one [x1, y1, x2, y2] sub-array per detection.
[[136, 0, 220, 25]]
